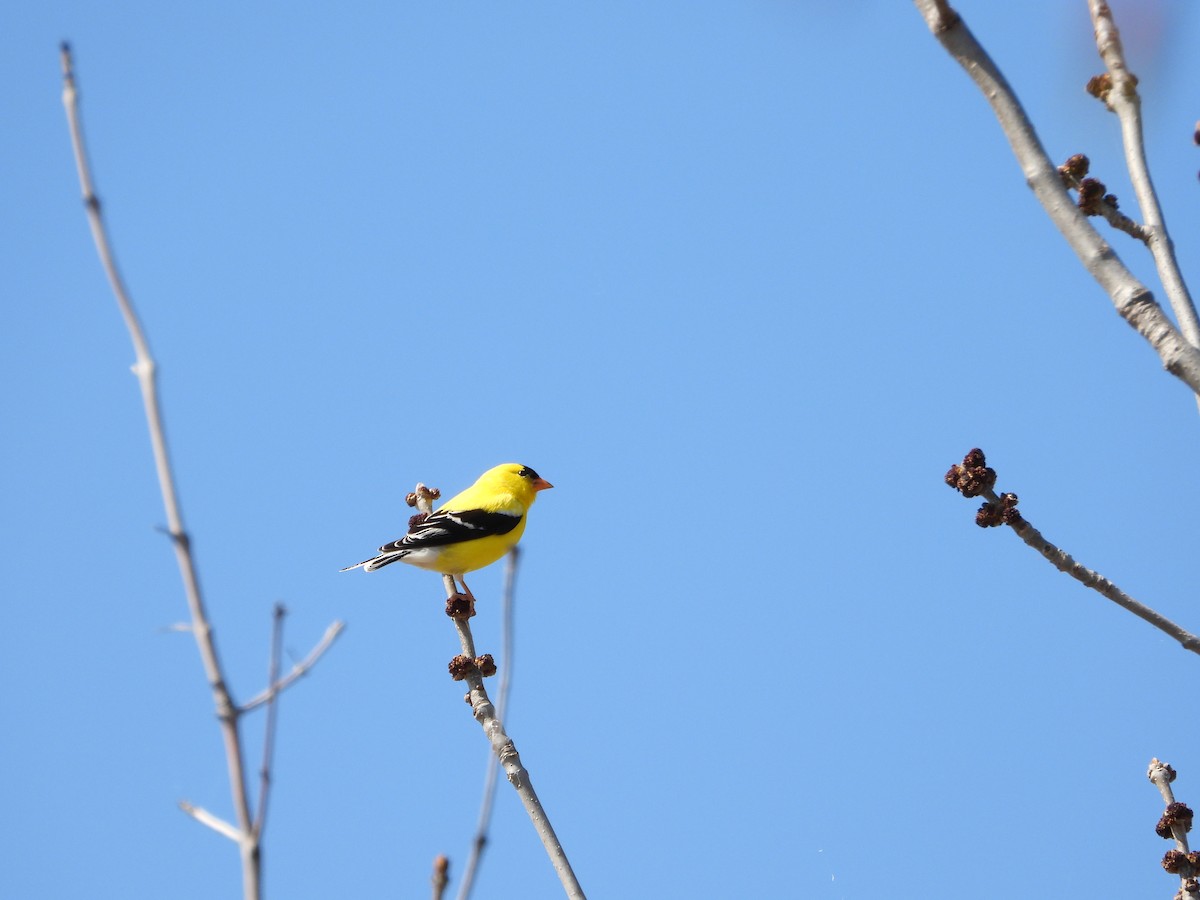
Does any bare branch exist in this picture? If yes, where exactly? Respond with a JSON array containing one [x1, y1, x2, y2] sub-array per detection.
[[946, 450, 1200, 656], [911, 2, 1200, 397], [240, 619, 347, 713], [998, 491, 1200, 652], [1087, 1, 1200, 352], [179, 801, 242, 844], [408, 487, 585, 899], [61, 44, 258, 897], [456, 548, 520, 900], [253, 604, 287, 841]]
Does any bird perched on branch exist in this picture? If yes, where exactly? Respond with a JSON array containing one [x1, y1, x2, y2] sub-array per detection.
[[341, 463, 553, 600]]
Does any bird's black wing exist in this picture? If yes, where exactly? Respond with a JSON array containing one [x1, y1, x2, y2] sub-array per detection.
[[378, 507, 522, 552]]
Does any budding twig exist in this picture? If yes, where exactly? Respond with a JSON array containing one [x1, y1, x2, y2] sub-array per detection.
[[946, 449, 1200, 655], [408, 485, 585, 899]]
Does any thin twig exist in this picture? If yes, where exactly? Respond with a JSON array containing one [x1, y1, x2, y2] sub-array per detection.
[[1089, 197, 1150, 243], [253, 604, 287, 841], [431, 855, 450, 900], [911, 2, 1200, 397], [456, 548, 520, 900], [1087, 1, 1200, 353], [240, 619, 347, 713], [1057, 157, 1151, 243], [59, 44, 261, 900], [946, 450, 1200, 655], [179, 801, 242, 843], [410, 487, 586, 899], [991, 487, 1200, 653]]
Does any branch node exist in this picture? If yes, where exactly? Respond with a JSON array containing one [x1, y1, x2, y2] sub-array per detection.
[[445, 594, 476, 619], [1086, 72, 1114, 105], [1158, 803, 1195, 839], [449, 654, 477, 681]]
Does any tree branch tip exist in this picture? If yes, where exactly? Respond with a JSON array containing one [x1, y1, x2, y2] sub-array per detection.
[[178, 800, 242, 842], [1058, 153, 1090, 183], [406, 483, 441, 508], [238, 618, 346, 712], [945, 448, 996, 498], [432, 854, 450, 899], [1150, 759, 1179, 783]]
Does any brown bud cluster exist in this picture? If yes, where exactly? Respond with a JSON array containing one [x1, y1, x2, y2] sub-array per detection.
[[945, 448, 996, 498], [1162, 849, 1200, 877], [1077, 178, 1108, 215], [1086, 72, 1113, 102], [475, 654, 497, 677], [1163, 849, 1187, 872], [1000, 493, 1023, 525], [1059, 153, 1090, 183], [405, 486, 442, 508], [1158, 802, 1195, 838], [445, 595, 475, 619], [448, 654, 476, 681], [408, 512, 429, 530], [974, 492, 1021, 529]]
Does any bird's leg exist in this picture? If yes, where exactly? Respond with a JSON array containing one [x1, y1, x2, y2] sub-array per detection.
[[449, 576, 477, 618]]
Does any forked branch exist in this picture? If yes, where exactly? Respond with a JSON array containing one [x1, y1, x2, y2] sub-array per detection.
[[911, 1, 1200, 398], [60, 42, 259, 897], [60, 44, 342, 899], [1086, 1, 1200, 350]]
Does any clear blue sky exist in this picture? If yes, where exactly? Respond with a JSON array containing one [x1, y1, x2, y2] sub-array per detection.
[[5, 2, 1200, 897]]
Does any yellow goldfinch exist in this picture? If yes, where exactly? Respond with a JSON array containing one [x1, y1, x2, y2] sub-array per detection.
[[341, 463, 553, 598]]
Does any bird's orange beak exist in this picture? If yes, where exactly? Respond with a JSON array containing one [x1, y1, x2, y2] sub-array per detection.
[[532, 477, 554, 491]]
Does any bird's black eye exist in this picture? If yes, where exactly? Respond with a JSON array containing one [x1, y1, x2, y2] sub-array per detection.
[[518, 466, 539, 480]]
